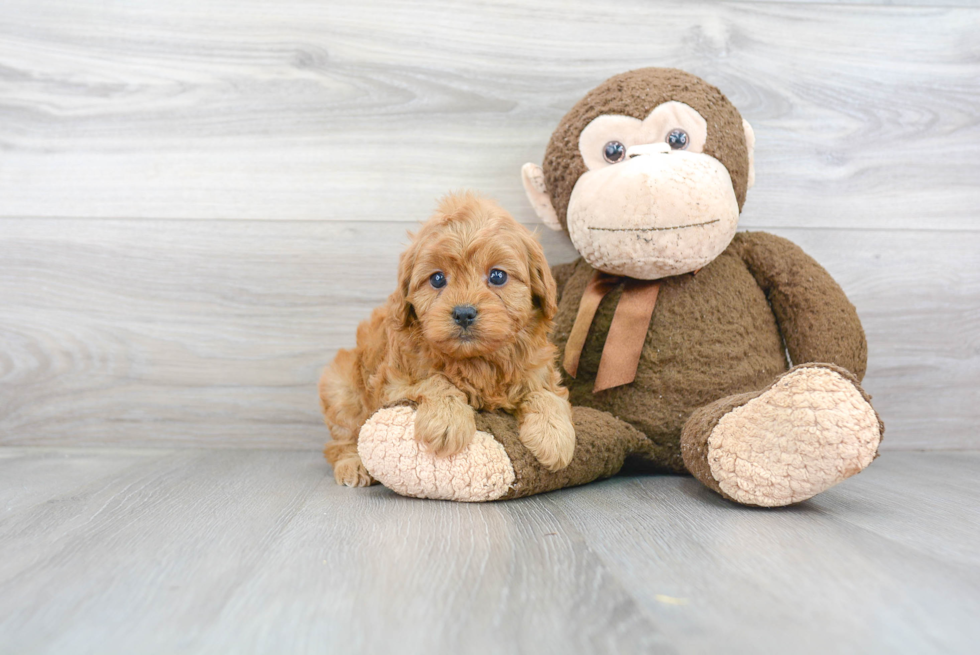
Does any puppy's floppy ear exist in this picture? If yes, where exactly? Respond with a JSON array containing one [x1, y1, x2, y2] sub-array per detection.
[[521, 229, 558, 321], [391, 232, 419, 329]]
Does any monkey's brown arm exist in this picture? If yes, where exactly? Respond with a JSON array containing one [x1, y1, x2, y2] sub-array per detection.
[[733, 232, 868, 380], [550, 259, 579, 304]]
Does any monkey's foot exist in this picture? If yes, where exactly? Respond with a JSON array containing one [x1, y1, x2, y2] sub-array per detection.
[[359, 405, 646, 502], [682, 364, 884, 507], [359, 406, 516, 502]]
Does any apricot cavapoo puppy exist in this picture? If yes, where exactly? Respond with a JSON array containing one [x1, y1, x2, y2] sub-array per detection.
[[319, 191, 575, 487]]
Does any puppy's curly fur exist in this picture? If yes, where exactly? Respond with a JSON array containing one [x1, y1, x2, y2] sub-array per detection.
[[320, 192, 575, 487]]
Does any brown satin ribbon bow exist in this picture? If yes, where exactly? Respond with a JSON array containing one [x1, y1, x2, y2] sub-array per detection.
[[563, 271, 661, 393]]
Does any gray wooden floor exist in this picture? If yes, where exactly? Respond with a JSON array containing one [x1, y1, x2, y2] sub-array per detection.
[[1, 449, 977, 654]]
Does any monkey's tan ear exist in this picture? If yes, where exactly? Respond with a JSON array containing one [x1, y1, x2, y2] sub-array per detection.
[[743, 119, 756, 190], [521, 163, 562, 232]]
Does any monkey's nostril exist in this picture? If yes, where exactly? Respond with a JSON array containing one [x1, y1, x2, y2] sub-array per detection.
[[451, 305, 478, 329]]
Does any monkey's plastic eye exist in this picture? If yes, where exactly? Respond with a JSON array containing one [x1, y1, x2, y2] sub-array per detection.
[[430, 272, 447, 289], [603, 141, 626, 163], [488, 269, 508, 286], [667, 129, 689, 150]]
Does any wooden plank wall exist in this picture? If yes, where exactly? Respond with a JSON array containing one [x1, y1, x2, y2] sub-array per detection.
[[1, 0, 977, 450]]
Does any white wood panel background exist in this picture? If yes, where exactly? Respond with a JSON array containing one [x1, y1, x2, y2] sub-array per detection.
[[0, 0, 978, 449]]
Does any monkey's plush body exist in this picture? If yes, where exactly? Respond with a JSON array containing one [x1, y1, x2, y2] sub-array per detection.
[[352, 68, 883, 506]]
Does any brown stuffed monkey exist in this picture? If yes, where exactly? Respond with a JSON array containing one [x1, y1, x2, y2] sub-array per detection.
[[353, 68, 884, 506]]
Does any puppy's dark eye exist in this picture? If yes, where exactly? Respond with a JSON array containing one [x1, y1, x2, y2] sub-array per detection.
[[603, 141, 626, 164], [429, 271, 447, 289], [667, 129, 689, 150], [488, 269, 508, 286]]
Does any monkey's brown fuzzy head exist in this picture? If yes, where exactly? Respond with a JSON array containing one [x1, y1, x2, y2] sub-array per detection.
[[522, 68, 755, 280]]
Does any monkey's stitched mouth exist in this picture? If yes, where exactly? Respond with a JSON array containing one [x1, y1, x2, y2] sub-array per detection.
[[588, 219, 720, 232]]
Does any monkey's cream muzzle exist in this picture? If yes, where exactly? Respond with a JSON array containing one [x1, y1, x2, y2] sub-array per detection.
[[566, 148, 740, 280]]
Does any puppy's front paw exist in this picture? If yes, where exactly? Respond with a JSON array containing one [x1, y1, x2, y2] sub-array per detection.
[[333, 456, 376, 487], [519, 399, 576, 472], [414, 398, 477, 457]]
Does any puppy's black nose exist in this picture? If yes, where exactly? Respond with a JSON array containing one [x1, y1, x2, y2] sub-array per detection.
[[452, 305, 478, 329]]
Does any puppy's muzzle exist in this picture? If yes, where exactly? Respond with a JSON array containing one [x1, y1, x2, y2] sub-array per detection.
[[451, 305, 478, 329]]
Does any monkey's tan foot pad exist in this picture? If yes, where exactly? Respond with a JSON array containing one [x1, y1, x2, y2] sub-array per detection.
[[358, 406, 516, 502], [707, 366, 882, 507]]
